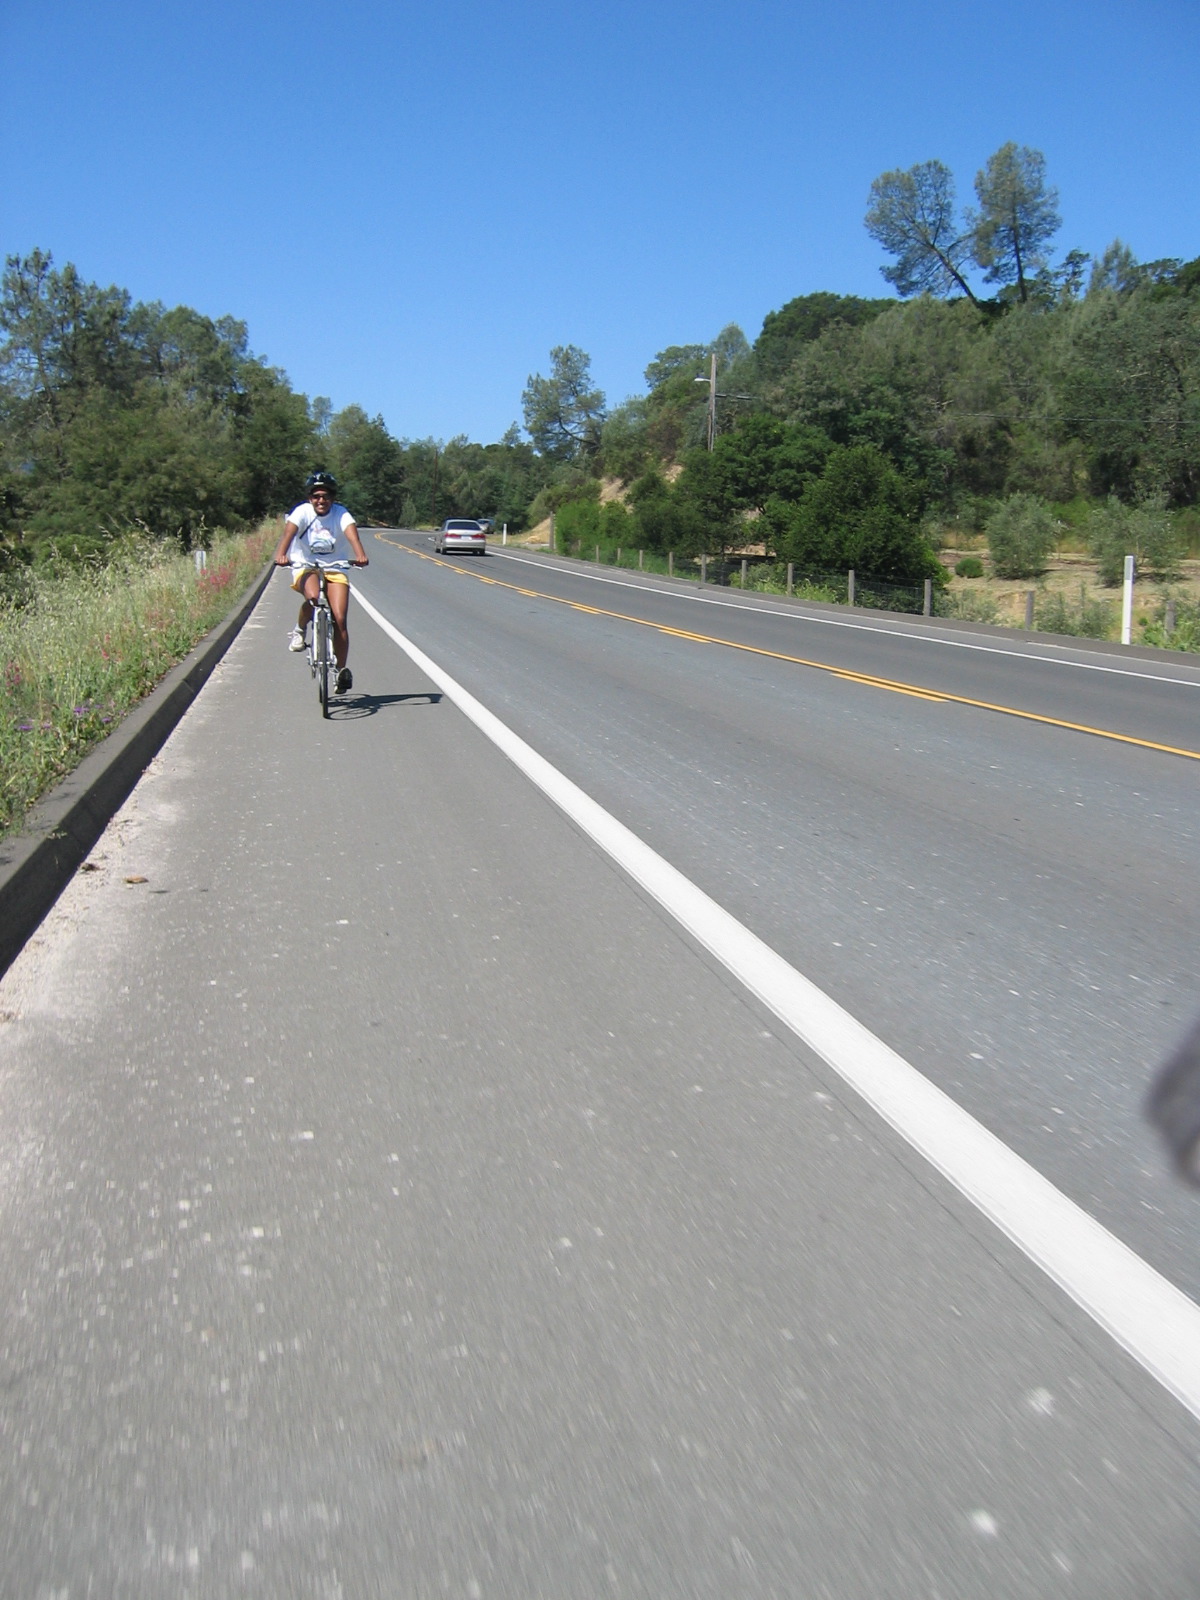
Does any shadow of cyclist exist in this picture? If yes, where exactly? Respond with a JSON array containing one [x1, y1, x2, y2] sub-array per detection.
[[1147, 1014, 1200, 1185], [324, 691, 442, 720]]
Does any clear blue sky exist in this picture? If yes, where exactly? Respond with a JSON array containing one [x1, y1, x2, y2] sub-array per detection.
[[4, 0, 1197, 444]]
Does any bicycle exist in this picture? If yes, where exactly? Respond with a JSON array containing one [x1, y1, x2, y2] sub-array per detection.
[[277, 553, 366, 715], [307, 565, 338, 718]]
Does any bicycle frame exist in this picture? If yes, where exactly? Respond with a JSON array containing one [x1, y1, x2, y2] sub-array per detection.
[[305, 566, 339, 718]]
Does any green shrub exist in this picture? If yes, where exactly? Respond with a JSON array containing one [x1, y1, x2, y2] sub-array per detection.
[[1034, 582, 1113, 639], [776, 445, 943, 583], [1088, 492, 1184, 585], [792, 578, 843, 603], [986, 493, 1057, 578], [1174, 508, 1200, 559], [553, 496, 602, 551], [954, 555, 984, 578], [626, 473, 707, 556], [734, 563, 841, 601], [936, 588, 1002, 623], [1129, 495, 1183, 582], [600, 500, 632, 542], [1086, 496, 1131, 586], [1141, 592, 1200, 652], [732, 562, 783, 594]]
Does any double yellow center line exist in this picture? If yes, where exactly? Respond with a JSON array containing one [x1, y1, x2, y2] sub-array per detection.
[[377, 537, 1200, 762]]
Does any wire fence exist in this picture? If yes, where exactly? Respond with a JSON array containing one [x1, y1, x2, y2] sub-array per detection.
[[561, 543, 929, 615], [551, 539, 1200, 649]]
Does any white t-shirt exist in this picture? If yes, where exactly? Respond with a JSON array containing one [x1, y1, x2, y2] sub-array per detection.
[[287, 502, 357, 566]]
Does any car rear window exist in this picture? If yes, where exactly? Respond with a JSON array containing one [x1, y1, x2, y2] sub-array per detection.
[[446, 520, 482, 531]]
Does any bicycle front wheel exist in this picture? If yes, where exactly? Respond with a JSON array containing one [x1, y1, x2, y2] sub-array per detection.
[[314, 608, 331, 718]]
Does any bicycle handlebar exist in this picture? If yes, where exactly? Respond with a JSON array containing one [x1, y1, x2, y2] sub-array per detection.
[[275, 558, 368, 568]]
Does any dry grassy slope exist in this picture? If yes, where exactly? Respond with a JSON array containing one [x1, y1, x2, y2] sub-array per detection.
[[942, 552, 1200, 626]]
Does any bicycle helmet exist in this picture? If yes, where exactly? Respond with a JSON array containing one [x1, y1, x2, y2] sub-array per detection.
[[305, 469, 338, 494]]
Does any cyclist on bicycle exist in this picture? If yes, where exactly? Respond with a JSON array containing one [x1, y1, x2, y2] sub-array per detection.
[[274, 470, 369, 693]]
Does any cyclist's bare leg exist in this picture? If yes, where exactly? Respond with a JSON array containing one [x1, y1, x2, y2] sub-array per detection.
[[297, 571, 322, 634], [328, 581, 351, 669]]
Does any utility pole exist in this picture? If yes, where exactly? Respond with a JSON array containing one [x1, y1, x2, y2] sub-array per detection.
[[695, 354, 755, 450]]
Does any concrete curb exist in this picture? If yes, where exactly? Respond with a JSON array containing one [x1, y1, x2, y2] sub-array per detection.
[[0, 561, 275, 980]]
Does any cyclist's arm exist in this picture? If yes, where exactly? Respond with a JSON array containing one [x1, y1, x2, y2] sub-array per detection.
[[274, 519, 301, 566], [345, 520, 369, 567]]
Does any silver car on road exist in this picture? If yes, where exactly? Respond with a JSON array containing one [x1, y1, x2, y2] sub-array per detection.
[[435, 519, 487, 555]]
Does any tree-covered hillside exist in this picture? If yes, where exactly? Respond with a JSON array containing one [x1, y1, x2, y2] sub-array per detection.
[[7, 135, 1200, 590], [526, 145, 1200, 582], [0, 250, 554, 573]]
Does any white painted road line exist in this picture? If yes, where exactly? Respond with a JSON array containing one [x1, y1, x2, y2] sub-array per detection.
[[355, 583, 1200, 1422], [490, 547, 1200, 690]]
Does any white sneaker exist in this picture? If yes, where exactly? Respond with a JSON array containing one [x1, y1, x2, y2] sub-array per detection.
[[287, 626, 306, 652]]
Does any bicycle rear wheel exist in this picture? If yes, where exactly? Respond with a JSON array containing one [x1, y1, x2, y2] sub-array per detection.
[[314, 607, 332, 718]]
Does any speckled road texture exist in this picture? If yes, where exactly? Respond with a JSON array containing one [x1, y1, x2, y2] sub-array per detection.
[[1, 555, 1198, 1598]]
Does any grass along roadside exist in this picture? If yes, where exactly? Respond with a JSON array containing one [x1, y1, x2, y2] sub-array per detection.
[[525, 534, 1200, 649], [1, 523, 276, 837]]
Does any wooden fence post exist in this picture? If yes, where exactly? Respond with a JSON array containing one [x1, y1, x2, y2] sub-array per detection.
[[1122, 554, 1135, 645]]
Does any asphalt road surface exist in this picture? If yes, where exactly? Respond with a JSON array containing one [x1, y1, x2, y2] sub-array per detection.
[[1, 536, 1198, 1598]]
